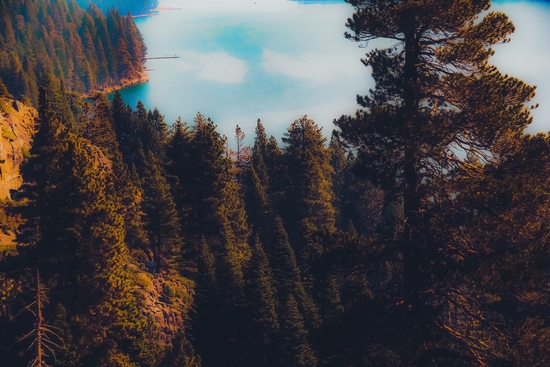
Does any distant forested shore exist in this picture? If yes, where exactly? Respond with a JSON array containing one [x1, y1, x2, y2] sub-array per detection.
[[75, 0, 159, 16], [0, 0, 147, 106]]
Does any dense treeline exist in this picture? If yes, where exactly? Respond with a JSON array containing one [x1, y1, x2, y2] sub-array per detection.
[[0, 0, 146, 105], [75, 0, 159, 16], [1, 0, 550, 366]]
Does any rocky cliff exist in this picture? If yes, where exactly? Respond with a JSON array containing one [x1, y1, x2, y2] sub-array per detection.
[[0, 99, 36, 200]]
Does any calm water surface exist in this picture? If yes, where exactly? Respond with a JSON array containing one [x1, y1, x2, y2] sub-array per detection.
[[119, 0, 550, 139]]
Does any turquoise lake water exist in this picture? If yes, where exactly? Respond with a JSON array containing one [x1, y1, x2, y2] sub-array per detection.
[[119, 0, 550, 140]]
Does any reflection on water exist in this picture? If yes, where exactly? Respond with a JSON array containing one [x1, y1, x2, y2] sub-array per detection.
[[118, 0, 550, 138]]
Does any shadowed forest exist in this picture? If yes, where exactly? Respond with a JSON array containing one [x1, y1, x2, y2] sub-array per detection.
[[1, 0, 550, 366]]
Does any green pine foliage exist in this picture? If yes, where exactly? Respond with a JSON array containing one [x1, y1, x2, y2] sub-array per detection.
[[191, 238, 223, 367], [166, 117, 192, 225], [243, 235, 280, 367], [141, 151, 182, 274], [160, 331, 201, 367], [267, 216, 320, 331], [279, 294, 318, 367], [0, 0, 146, 103], [84, 93, 148, 250], [0, 77, 13, 99], [13, 84, 156, 365], [282, 116, 336, 237], [3, 1, 550, 366], [168, 113, 250, 262], [333, 0, 545, 365]]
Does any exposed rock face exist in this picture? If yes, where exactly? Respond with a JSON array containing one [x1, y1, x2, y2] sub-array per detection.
[[134, 265, 193, 343], [0, 99, 36, 200]]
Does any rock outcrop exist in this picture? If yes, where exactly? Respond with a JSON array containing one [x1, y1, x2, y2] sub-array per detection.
[[0, 99, 36, 200], [133, 265, 194, 343]]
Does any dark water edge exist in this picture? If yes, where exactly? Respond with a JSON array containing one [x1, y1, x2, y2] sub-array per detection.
[[288, 0, 347, 3], [294, 0, 550, 3]]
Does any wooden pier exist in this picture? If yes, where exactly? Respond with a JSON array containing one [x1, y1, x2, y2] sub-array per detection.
[[145, 55, 180, 60]]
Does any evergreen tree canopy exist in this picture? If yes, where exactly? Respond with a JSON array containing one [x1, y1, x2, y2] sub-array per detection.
[[335, 0, 537, 364], [141, 151, 182, 274]]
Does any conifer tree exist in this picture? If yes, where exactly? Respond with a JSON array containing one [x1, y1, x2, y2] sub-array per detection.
[[17, 86, 69, 253], [83, 94, 118, 157], [244, 235, 280, 367], [160, 331, 201, 367], [243, 163, 271, 232], [147, 107, 169, 159], [17, 83, 154, 365], [84, 93, 148, 250], [192, 238, 223, 367], [174, 113, 250, 261], [328, 131, 347, 229], [232, 124, 249, 181], [281, 116, 336, 279], [336, 0, 536, 364], [141, 151, 182, 274], [13, 270, 63, 367], [111, 91, 144, 172], [215, 223, 248, 367], [267, 217, 319, 331], [279, 294, 318, 367], [165, 118, 192, 237], [254, 119, 269, 160], [282, 116, 335, 236], [38, 74, 78, 133], [0, 78, 12, 99]]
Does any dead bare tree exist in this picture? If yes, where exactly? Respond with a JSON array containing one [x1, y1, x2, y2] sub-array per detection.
[[12, 270, 64, 367]]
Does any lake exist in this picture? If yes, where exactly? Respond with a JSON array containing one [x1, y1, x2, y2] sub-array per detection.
[[119, 0, 550, 140]]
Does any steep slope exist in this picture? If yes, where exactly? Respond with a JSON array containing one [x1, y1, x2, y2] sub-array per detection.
[[0, 98, 36, 200]]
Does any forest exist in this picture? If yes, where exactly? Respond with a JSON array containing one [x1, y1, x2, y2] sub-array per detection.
[[0, 0, 146, 105], [1, 0, 550, 366]]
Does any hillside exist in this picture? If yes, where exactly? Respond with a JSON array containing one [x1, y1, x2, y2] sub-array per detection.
[[1, 1, 550, 367], [0, 98, 36, 200]]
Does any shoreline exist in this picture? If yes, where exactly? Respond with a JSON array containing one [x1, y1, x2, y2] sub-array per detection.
[[132, 7, 181, 18], [84, 72, 149, 98]]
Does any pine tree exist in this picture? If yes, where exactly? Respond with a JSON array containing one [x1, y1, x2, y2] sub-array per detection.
[[84, 93, 148, 251], [282, 116, 335, 236], [336, 0, 536, 364], [111, 92, 144, 173], [17, 83, 153, 365], [174, 113, 249, 262], [215, 222, 247, 367], [141, 151, 182, 274], [243, 163, 271, 232], [83, 94, 118, 157], [17, 86, 69, 254], [165, 118, 192, 239], [0, 77, 12, 99], [13, 270, 64, 367], [192, 237, 223, 367], [443, 134, 550, 366], [279, 294, 318, 367], [267, 216, 319, 331], [328, 131, 347, 230], [281, 116, 336, 279], [147, 107, 168, 159], [160, 331, 201, 367], [244, 235, 280, 367], [231, 124, 250, 181]]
